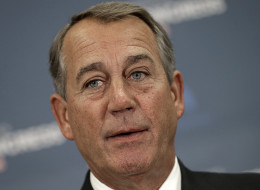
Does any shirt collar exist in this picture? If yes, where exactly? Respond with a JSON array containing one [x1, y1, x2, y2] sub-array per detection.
[[159, 156, 181, 190], [90, 157, 181, 190]]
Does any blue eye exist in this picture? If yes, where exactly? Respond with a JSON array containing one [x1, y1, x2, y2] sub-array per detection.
[[86, 80, 102, 88], [131, 72, 143, 80]]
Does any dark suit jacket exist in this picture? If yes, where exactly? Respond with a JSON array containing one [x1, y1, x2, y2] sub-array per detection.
[[81, 160, 260, 190]]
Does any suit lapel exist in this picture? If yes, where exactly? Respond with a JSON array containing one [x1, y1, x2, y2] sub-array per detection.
[[81, 170, 94, 190]]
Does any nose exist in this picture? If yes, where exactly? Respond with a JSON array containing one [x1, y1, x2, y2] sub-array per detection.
[[107, 79, 136, 115]]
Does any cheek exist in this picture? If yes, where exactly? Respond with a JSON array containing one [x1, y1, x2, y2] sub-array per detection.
[[67, 100, 104, 141], [138, 87, 177, 136], [67, 101, 106, 159], [140, 87, 175, 117]]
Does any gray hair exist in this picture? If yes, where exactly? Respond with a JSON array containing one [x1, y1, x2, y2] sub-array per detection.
[[49, 1, 176, 100]]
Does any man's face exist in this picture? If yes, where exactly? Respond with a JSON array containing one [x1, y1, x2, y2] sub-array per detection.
[[52, 16, 184, 178]]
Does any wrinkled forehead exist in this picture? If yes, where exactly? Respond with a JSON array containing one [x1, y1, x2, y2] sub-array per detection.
[[61, 15, 158, 59]]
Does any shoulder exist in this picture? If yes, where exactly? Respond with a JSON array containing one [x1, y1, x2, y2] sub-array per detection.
[[179, 160, 260, 190]]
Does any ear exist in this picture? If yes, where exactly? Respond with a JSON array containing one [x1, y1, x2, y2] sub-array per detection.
[[50, 94, 74, 140], [170, 71, 185, 119]]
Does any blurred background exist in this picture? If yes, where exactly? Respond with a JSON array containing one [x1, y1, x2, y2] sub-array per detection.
[[0, 0, 259, 189]]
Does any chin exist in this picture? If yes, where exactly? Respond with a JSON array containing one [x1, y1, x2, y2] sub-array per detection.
[[109, 154, 154, 176]]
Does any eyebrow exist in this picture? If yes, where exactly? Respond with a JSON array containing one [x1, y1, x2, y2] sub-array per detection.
[[125, 54, 154, 67], [76, 62, 103, 83], [76, 54, 154, 83]]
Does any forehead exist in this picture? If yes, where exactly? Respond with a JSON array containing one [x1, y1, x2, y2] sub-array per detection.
[[62, 16, 158, 60]]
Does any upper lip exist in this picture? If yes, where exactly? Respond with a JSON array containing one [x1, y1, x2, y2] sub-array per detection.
[[107, 127, 148, 138]]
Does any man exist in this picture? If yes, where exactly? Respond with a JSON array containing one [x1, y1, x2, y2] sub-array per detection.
[[49, 2, 260, 190]]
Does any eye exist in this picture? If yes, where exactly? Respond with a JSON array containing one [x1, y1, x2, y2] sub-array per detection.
[[130, 71, 146, 80], [84, 79, 103, 89]]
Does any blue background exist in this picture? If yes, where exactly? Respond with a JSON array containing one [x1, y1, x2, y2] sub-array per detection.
[[0, 0, 259, 189]]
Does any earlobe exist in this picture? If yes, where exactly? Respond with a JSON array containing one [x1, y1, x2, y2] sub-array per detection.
[[50, 94, 74, 140], [171, 71, 185, 119]]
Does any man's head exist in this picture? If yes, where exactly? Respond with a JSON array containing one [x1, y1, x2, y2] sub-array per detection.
[[49, 2, 176, 100], [49, 2, 184, 189]]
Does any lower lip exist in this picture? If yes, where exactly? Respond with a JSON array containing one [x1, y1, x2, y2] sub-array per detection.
[[108, 130, 148, 143]]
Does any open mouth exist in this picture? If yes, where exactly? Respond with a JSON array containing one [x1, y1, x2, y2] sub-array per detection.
[[108, 129, 148, 141], [113, 131, 140, 137]]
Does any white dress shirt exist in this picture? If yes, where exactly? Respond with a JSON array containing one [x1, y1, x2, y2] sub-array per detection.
[[90, 157, 181, 190]]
